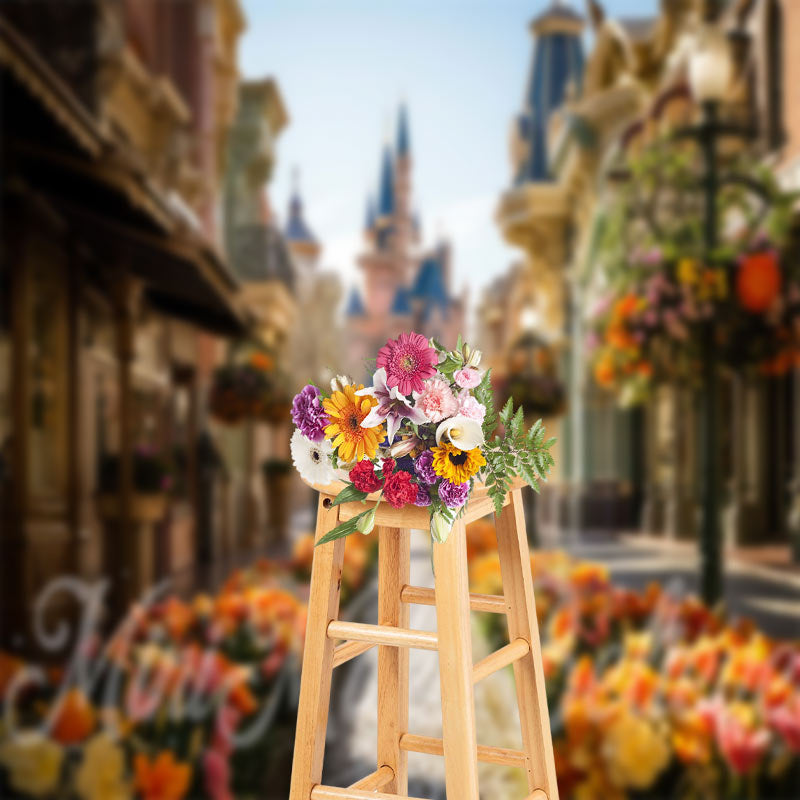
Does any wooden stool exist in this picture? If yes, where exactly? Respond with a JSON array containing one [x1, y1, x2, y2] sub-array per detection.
[[289, 479, 558, 800]]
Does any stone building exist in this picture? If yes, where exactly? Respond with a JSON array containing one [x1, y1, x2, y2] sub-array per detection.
[[345, 105, 466, 380], [0, 0, 252, 641], [485, 0, 798, 546]]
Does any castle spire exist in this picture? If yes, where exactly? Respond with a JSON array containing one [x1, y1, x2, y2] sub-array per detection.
[[396, 102, 411, 160], [377, 144, 395, 218], [284, 166, 319, 257]]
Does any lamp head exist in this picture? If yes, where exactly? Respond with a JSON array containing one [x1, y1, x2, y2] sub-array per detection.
[[688, 24, 733, 104]]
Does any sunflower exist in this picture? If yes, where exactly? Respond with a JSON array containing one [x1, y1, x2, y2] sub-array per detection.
[[431, 442, 486, 484], [323, 384, 384, 462]]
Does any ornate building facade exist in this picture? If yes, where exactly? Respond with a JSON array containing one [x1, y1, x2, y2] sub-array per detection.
[[485, 0, 798, 546], [345, 106, 465, 380]]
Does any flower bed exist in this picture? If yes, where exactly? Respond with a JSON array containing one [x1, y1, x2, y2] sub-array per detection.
[[468, 521, 800, 800], [1, 524, 796, 799]]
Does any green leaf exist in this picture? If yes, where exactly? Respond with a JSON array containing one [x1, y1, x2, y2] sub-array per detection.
[[331, 484, 369, 506], [315, 509, 373, 546]]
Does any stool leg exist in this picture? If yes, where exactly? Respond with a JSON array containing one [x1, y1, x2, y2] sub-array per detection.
[[377, 525, 410, 794], [289, 496, 346, 800], [495, 489, 559, 800], [433, 518, 480, 800]]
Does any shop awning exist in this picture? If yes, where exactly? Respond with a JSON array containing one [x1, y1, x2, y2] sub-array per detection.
[[0, 17, 251, 336]]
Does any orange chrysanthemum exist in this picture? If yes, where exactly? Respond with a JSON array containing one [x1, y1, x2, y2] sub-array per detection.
[[51, 688, 96, 745], [134, 752, 192, 800], [323, 384, 383, 463]]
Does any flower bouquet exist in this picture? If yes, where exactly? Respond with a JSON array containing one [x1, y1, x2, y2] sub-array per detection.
[[289, 333, 556, 544]]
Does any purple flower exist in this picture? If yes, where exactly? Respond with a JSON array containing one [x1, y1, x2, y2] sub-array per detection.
[[438, 479, 469, 509], [414, 450, 437, 485], [414, 485, 432, 507], [291, 384, 329, 442]]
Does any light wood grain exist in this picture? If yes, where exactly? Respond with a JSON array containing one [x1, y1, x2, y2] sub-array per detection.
[[400, 585, 507, 614], [432, 517, 480, 800], [495, 489, 559, 799], [472, 637, 530, 684], [525, 791, 549, 800], [399, 733, 528, 769], [332, 640, 375, 668], [348, 765, 394, 791], [327, 620, 438, 651], [311, 786, 429, 800], [377, 525, 410, 795], [289, 496, 346, 800]]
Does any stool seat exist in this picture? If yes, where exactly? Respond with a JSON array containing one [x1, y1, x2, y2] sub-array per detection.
[[289, 483, 558, 800]]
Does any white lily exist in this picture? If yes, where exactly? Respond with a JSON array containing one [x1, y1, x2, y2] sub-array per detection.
[[435, 415, 484, 451]]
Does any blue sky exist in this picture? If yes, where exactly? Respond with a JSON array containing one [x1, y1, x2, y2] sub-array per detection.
[[239, 1, 658, 307]]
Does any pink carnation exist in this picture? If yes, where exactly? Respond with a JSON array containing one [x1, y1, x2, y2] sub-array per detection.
[[416, 378, 458, 422], [454, 367, 482, 389], [457, 392, 486, 423]]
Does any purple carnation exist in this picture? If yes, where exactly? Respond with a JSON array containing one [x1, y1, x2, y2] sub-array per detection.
[[291, 384, 329, 442], [414, 484, 432, 507], [438, 479, 469, 509], [414, 450, 437, 485]]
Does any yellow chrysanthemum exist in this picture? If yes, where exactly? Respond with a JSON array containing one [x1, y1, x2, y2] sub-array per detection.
[[431, 442, 486, 484], [323, 384, 383, 463]]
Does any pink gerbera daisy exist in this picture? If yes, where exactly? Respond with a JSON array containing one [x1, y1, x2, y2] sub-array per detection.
[[376, 332, 438, 395]]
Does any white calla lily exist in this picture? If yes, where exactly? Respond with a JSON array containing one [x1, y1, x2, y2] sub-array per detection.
[[435, 415, 484, 451]]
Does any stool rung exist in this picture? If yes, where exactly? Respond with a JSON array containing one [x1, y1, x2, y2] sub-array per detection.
[[398, 733, 528, 768], [400, 585, 507, 614], [472, 637, 530, 684], [327, 620, 438, 651], [348, 765, 394, 790], [311, 786, 430, 800], [332, 640, 375, 668]]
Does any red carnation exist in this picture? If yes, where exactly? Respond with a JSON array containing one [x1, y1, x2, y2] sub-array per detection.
[[349, 459, 383, 493], [383, 470, 418, 509], [381, 458, 396, 478]]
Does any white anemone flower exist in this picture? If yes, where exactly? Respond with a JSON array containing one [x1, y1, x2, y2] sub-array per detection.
[[435, 415, 485, 451], [290, 429, 336, 485]]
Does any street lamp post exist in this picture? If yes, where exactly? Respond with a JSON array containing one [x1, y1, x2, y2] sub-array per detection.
[[684, 23, 735, 605]]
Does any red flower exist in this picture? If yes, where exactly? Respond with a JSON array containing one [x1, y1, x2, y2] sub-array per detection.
[[349, 459, 383, 493], [383, 470, 418, 509], [381, 458, 396, 478], [736, 250, 781, 313]]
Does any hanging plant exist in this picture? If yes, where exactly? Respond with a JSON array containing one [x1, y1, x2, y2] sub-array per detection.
[[586, 139, 800, 404]]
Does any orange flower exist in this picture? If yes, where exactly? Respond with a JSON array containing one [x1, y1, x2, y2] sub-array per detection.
[[228, 680, 257, 716], [613, 293, 639, 320], [736, 250, 781, 313], [594, 354, 615, 387], [134, 752, 192, 800], [51, 688, 95, 745], [250, 351, 274, 371]]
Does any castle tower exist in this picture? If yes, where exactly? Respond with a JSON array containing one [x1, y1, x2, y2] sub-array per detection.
[[513, 0, 584, 183], [393, 103, 416, 259], [284, 169, 321, 286]]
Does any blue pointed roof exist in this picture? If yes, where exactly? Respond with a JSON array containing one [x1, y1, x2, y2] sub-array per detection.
[[346, 286, 366, 317], [365, 195, 376, 231], [377, 145, 395, 217], [411, 255, 450, 322], [391, 287, 412, 315], [284, 192, 317, 243], [516, 2, 584, 183], [396, 104, 411, 159]]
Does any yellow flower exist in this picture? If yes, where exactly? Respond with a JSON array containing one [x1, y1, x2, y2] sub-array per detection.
[[0, 731, 64, 797], [677, 257, 699, 285], [75, 732, 129, 800], [602, 710, 670, 790], [431, 442, 486, 484], [323, 384, 383, 462]]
